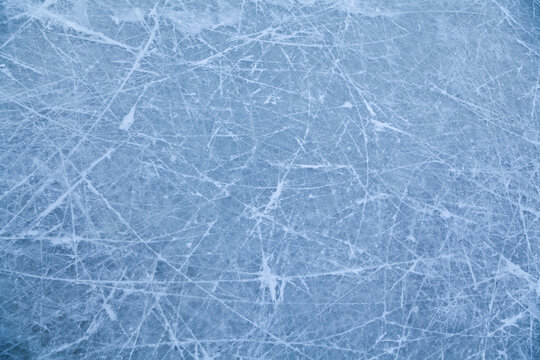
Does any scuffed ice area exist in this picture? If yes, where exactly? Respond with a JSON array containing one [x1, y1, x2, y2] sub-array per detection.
[[0, 0, 539, 358]]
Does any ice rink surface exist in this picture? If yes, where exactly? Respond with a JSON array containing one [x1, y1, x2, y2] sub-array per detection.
[[0, 0, 539, 358]]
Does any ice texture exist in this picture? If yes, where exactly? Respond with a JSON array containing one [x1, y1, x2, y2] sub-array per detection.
[[0, 0, 539, 359]]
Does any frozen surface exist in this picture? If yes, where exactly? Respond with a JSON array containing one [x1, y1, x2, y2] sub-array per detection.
[[0, 0, 539, 359]]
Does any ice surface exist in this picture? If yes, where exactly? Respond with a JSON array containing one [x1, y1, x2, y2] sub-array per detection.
[[0, 0, 539, 359]]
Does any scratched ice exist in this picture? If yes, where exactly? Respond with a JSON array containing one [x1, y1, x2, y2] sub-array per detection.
[[0, 0, 539, 359]]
